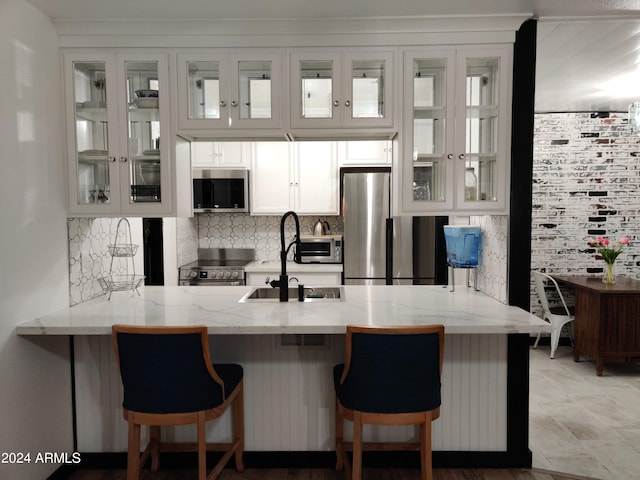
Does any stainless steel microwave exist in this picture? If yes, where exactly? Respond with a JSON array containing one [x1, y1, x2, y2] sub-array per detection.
[[193, 169, 249, 213], [296, 235, 343, 264]]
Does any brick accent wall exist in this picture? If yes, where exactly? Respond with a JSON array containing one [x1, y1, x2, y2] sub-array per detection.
[[531, 112, 640, 315]]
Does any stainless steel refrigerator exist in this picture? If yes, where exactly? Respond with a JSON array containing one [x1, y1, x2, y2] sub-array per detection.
[[341, 167, 447, 285]]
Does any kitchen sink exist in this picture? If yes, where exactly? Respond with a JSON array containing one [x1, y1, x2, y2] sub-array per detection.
[[239, 286, 344, 302]]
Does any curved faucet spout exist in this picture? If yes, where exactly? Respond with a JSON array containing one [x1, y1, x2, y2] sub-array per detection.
[[275, 211, 301, 302], [280, 210, 301, 276]]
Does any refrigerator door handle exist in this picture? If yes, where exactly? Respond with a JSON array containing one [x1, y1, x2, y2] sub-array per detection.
[[385, 218, 393, 285]]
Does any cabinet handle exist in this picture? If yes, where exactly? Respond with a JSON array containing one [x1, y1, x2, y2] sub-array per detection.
[[108, 156, 117, 163], [333, 100, 339, 107], [231, 100, 238, 107], [219, 100, 227, 107], [458, 154, 465, 160], [344, 100, 351, 107], [447, 154, 453, 159], [119, 156, 128, 163]]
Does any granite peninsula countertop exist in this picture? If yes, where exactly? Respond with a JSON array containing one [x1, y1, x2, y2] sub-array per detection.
[[16, 285, 549, 336]]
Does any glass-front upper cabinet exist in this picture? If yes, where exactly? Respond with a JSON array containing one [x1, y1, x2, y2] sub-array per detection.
[[69, 58, 115, 211], [457, 54, 506, 209], [406, 52, 456, 211], [64, 51, 171, 216], [177, 50, 283, 131], [402, 47, 511, 214], [290, 50, 394, 129]]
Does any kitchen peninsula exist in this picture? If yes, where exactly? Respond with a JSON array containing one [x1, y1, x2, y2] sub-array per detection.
[[17, 285, 548, 468]]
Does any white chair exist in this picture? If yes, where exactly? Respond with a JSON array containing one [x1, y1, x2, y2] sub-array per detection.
[[532, 271, 575, 359]]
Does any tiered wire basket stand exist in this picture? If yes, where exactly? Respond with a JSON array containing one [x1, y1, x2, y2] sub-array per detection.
[[98, 218, 145, 300]]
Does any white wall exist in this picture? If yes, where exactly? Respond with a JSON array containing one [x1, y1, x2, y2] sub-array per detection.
[[0, 1, 73, 478]]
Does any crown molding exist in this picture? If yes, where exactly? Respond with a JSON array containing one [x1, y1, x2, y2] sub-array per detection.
[[54, 14, 531, 48]]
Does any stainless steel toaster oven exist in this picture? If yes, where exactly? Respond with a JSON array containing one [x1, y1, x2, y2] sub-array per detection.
[[296, 235, 343, 264]]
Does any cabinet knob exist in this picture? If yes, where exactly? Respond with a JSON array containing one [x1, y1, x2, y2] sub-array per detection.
[[119, 156, 128, 163], [108, 156, 117, 163], [219, 100, 227, 107], [344, 100, 351, 107], [333, 100, 339, 107], [231, 100, 238, 107], [458, 154, 465, 160], [447, 154, 453, 159]]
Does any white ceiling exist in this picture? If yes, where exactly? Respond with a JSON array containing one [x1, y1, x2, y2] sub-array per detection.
[[536, 19, 640, 112], [24, 0, 640, 113]]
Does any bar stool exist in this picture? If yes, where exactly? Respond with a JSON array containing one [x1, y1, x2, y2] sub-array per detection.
[[333, 325, 445, 480], [112, 325, 244, 480]]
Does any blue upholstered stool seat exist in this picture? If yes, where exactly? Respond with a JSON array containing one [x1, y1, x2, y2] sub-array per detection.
[[113, 325, 244, 480], [334, 325, 444, 480]]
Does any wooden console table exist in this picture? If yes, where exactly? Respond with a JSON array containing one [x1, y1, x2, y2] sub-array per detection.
[[552, 274, 640, 376]]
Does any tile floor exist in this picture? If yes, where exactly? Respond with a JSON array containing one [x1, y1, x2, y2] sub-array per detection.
[[529, 344, 640, 480]]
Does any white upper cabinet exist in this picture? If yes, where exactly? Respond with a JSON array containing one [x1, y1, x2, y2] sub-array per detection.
[[250, 142, 339, 215], [338, 140, 392, 166], [290, 49, 395, 131], [177, 50, 283, 132], [401, 46, 511, 214], [64, 50, 172, 216], [191, 142, 249, 168]]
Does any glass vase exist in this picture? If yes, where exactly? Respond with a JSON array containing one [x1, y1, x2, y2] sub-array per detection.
[[602, 261, 616, 284]]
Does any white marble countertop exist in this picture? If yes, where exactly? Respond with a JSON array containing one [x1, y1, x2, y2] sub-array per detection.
[[16, 285, 549, 336], [245, 261, 343, 273]]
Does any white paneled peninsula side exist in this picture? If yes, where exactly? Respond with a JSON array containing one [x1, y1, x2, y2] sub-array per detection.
[[18, 285, 547, 469]]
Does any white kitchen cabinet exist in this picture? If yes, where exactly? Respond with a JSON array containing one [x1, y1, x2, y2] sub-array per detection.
[[337, 140, 392, 166], [401, 46, 511, 214], [64, 50, 172, 216], [250, 141, 339, 215], [177, 50, 283, 133], [290, 49, 395, 131], [246, 271, 341, 286], [191, 141, 249, 168]]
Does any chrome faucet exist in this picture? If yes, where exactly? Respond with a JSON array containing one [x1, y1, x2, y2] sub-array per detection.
[[269, 211, 301, 302]]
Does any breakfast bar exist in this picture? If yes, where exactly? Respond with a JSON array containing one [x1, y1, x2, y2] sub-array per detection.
[[17, 285, 548, 468]]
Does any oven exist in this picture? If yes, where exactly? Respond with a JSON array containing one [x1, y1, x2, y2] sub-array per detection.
[[178, 248, 254, 286]]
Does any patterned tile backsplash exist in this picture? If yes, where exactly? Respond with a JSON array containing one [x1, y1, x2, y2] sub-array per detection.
[[69, 213, 509, 306], [471, 215, 509, 304], [196, 214, 344, 262], [68, 217, 144, 306]]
